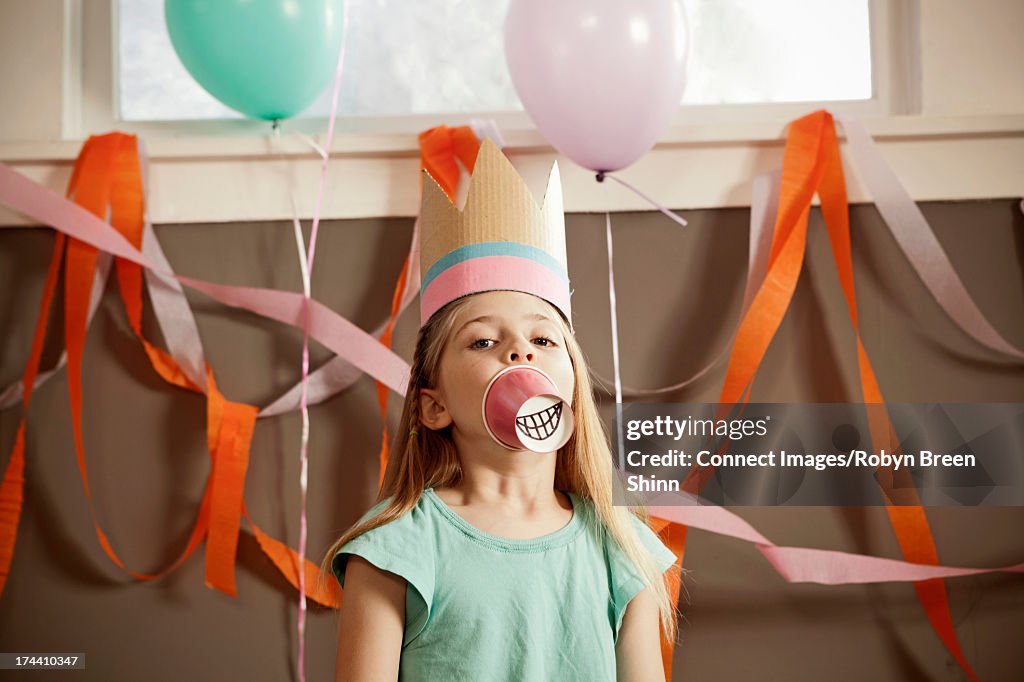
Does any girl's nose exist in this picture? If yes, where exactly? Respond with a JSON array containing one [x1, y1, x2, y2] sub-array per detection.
[[509, 350, 533, 363]]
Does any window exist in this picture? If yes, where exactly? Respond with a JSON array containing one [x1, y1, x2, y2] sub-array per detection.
[[116, 0, 875, 124]]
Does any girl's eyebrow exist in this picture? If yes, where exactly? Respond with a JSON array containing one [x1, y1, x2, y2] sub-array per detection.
[[456, 313, 555, 336]]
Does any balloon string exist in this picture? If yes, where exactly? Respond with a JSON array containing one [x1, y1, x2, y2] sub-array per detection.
[[291, 130, 328, 160], [274, 126, 313, 296], [603, 172, 688, 227], [605, 210, 626, 471], [294, 3, 350, 681], [588, 169, 780, 398], [272, 120, 314, 682]]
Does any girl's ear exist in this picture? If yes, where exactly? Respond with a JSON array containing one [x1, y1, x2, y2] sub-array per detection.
[[418, 387, 453, 430]]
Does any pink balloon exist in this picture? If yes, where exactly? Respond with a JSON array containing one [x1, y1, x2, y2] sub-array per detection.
[[505, 0, 689, 172]]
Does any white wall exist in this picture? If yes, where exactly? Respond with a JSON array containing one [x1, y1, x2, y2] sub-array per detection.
[[920, 0, 1024, 115], [0, 0, 1021, 225], [0, 0, 66, 142]]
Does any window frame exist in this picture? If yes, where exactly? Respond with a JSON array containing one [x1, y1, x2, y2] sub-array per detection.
[[74, 0, 919, 143], [13, 0, 1017, 228]]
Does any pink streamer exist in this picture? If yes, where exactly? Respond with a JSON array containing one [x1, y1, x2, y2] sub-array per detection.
[[646, 492, 1024, 584], [835, 114, 1024, 361], [1, 152, 420, 417], [0, 161, 410, 396], [260, 216, 421, 416], [138, 142, 208, 391]]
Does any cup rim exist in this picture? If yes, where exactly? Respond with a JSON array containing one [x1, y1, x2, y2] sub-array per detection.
[[481, 365, 566, 451]]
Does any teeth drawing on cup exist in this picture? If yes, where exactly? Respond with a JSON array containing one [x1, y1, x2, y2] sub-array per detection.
[[516, 399, 563, 442], [482, 366, 575, 452]]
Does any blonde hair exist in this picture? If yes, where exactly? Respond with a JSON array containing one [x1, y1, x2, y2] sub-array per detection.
[[319, 293, 683, 644]]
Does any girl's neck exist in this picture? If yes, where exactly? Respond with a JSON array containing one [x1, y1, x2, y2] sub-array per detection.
[[433, 481, 570, 516], [430, 484, 574, 541]]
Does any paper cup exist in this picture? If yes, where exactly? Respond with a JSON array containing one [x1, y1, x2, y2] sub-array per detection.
[[482, 365, 575, 452]]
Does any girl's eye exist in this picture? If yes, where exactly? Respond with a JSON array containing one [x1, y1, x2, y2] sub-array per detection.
[[469, 337, 556, 349]]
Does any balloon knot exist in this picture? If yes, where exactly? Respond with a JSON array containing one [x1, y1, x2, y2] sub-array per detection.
[[595, 172, 606, 183]]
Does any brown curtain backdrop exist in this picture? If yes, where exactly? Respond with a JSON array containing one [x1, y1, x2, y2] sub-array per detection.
[[1, 199, 1021, 681]]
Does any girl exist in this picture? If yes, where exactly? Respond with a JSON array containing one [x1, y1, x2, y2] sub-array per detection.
[[319, 140, 681, 681]]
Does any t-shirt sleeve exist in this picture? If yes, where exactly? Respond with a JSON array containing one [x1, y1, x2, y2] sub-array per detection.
[[331, 498, 436, 647], [607, 512, 678, 644]]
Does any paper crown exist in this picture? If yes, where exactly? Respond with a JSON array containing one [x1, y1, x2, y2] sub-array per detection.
[[419, 138, 572, 330]]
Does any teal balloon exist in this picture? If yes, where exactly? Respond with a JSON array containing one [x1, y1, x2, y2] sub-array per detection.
[[165, 0, 344, 121]]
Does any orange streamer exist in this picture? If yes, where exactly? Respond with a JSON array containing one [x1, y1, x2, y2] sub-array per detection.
[[373, 125, 482, 492], [0, 133, 340, 609], [418, 125, 482, 201], [0, 229, 67, 596], [64, 134, 214, 583], [205, 369, 255, 596], [649, 516, 687, 680], [653, 110, 978, 681]]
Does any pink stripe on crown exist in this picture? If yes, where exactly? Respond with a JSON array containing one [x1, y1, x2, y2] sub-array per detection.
[[420, 255, 572, 326]]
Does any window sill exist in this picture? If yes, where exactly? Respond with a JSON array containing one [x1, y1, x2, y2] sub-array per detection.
[[1, 113, 1021, 226]]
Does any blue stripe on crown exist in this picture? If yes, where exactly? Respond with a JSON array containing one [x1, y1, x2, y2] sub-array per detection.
[[421, 241, 569, 290]]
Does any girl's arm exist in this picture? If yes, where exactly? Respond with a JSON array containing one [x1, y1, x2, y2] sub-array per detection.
[[615, 584, 667, 682], [334, 555, 406, 682]]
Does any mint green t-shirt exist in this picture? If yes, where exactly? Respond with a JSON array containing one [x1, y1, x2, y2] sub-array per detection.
[[331, 487, 677, 681]]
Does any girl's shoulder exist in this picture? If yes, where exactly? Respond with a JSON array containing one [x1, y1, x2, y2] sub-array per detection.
[[332, 490, 440, 648], [347, 489, 437, 537], [331, 489, 439, 591]]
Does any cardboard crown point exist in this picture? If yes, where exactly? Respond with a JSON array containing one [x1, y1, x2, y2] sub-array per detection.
[[418, 138, 573, 329]]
